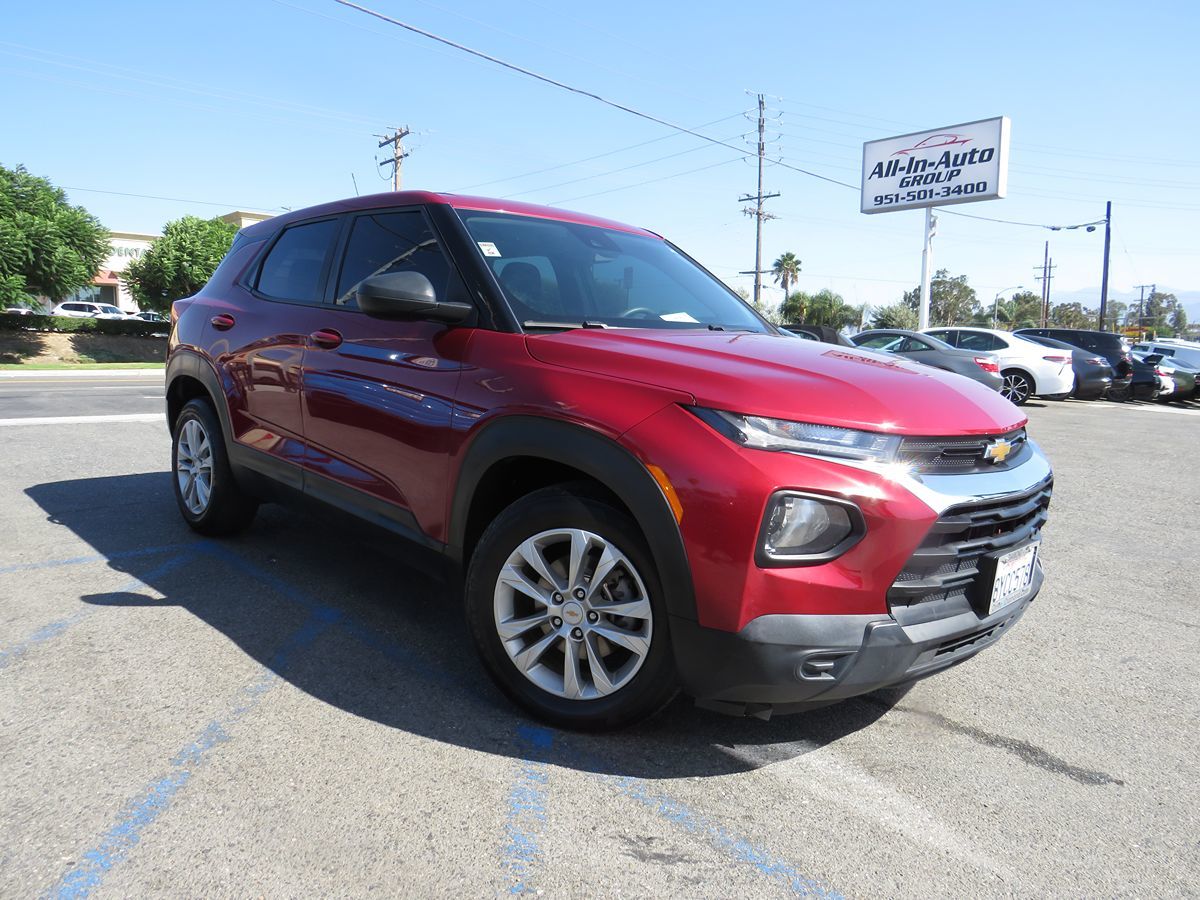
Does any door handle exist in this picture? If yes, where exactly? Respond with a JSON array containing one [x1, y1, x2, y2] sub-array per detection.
[[210, 313, 236, 330], [309, 328, 343, 349]]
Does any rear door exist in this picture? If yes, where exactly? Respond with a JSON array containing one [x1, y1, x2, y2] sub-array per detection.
[[226, 217, 341, 469], [299, 206, 475, 541]]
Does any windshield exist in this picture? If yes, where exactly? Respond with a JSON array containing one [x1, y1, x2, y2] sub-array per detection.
[[99, 305, 123, 315], [458, 210, 771, 333]]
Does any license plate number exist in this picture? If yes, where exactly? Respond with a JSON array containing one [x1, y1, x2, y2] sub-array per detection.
[[989, 542, 1039, 615]]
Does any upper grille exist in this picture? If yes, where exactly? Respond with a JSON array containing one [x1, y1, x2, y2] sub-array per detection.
[[897, 428, 1028, 474], [888, 475, 1052, 625]]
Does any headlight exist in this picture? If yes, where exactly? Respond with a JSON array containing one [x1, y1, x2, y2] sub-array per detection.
[[757, 491, 865, 566], [694, 408, 901, 463]]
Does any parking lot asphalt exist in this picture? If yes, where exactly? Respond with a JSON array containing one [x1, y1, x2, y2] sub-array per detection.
[[1, 378, 1197, 898]]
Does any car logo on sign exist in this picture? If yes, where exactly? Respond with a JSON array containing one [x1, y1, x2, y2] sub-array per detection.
[[983, 439, 1013, 464]]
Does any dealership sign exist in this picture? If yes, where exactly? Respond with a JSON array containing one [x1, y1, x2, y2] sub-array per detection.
[[861, 116, 1010, 214]]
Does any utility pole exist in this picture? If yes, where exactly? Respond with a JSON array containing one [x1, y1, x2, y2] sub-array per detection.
[[1034, 241, 1056, 327], [918, 207, 937, 329], [738, 94, 779, 307], [377, 127, 411, 191], [1097, 201, 1112, 330], [1134, 283, 1155, 332]]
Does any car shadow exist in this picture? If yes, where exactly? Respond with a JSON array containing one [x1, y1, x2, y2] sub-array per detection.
[[25, 472, 901, 779]]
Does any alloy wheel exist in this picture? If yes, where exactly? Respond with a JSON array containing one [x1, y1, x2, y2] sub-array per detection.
[[493, 528, 653, 701], [1001, 373, 1031, 404], [176, 418, 214, 515]]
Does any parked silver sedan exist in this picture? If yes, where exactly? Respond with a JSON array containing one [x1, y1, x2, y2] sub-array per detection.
[[851, 329, 1003, 391]]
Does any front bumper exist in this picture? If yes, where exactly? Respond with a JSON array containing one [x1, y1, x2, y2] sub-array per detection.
[[673, 563, 1040, 716]]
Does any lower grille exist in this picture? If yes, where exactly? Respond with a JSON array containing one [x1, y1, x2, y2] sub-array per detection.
[[888, 476, 1053, 625]]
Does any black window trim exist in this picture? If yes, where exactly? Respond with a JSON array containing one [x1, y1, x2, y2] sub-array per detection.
[[242, 213, 347, 307], [324, 204, 476, 317]]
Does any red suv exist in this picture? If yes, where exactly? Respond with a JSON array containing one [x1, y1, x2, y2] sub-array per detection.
[[166, 191, 1052, 729]]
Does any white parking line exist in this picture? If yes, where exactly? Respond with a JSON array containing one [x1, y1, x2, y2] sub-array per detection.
[[1126, 403, 1200, 417], [0, 414, 163, 427]]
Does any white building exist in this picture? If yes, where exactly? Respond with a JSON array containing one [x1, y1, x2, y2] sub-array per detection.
[[64, 210, 273, 313]]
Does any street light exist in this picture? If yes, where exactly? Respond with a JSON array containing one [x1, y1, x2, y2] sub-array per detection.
[[992, 285, 1024, 329]]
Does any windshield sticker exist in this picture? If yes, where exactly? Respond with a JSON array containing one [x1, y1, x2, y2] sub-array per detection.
[[477, 241, 502, 257], [660, 312, 700, 323]]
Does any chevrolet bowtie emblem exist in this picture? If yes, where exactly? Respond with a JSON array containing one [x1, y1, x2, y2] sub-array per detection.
[[983, 439, 1013, 464]]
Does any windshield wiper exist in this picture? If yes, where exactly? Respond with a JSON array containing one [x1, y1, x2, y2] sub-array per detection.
[[522, 320, 610, 331]]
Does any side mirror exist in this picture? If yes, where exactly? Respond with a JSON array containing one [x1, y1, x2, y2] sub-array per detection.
[[355, 272, 472, 324]]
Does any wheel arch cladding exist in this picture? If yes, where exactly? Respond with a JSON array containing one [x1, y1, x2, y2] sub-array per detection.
[[166, 351, 228, 433], [450, 415, 697, 620]]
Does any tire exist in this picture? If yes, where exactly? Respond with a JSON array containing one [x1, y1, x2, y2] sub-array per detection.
[[465, 485, 678, 730], [171, 398, 258, 535], [1000, 370, 1034, 405]]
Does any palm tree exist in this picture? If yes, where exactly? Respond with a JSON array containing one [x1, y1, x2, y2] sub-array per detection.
[[803, 289, 858, 330], [771, 253, 801, 304]]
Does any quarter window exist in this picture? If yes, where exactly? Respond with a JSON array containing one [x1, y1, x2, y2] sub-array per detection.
[[335, 210, 465, 307], [958, 332, 1000, 352], [926, 329, 956, 346], [856, 334, 901, 350], [256, 219, 340, 302]]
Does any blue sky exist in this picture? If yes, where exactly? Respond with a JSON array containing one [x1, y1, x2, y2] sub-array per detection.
[[3, 0, 1197, 314]]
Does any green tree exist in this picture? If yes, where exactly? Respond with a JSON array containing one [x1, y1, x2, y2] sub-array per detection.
[[902, 268, 979, 326], [1102, 300, 1127, 332], [1169, 303, 1188, 335], [771, 252, 801, 307], [122, 215, 238, 312], [795, 288, 858, 329], [868, 302, 918, 330], [779, 290, 805, 324], [1050, 301, 1093, 330], [994, 290, 1043, 330], [0, 164, 110, 306]]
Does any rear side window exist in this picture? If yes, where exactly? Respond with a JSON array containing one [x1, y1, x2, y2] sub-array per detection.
[[334, 210, 465, 307], [926, 329, 955, 346], [958, 332, 1001, 351], [256, 219, 340, 302], [900, 337, 933, 352], [856, 334, 901, 350]]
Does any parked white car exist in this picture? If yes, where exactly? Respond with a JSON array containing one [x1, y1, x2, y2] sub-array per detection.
[[50, 301, 128, 320], [922, 326, 1075, 405], [1131, 340, 1200, 370]]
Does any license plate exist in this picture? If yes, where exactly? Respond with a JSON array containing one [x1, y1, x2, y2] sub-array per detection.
[[989, 542, 1039, 615]]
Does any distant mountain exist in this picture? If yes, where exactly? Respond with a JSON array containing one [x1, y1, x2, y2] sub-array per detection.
[[1050, 286, 1200, 321]]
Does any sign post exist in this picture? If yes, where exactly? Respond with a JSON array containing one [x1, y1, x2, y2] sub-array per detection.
[[861, 116, 1010, 329]]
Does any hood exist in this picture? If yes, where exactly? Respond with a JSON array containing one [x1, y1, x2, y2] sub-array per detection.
[[525, 329, 1025, 436]]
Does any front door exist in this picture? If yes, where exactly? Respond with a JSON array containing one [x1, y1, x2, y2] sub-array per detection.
[[300, 207, 474, 542]]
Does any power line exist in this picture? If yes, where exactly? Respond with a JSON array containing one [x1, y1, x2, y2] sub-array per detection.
[[454, 112, 750, 192], [331, 0, 770, 162], [500, 131, 748, 199], [332, 0, 1138, 234], [551, 158, 742, 205], [63, 186, 280, 211]]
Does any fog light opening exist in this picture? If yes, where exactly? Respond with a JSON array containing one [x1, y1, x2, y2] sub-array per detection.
[[757, 492, 865, 566]]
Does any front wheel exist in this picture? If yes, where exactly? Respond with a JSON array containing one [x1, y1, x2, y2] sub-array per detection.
[[465, 486, 678, 730], [1000, 370, 1034, 405]]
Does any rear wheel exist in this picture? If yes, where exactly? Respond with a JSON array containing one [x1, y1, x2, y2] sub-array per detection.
[[171, 398, 258, 535], [1000, 370, 1033, 405], [465, 486, 677, 730]]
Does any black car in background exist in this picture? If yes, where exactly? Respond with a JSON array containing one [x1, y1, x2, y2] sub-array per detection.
[[1015, 327, 1132, 377], [1019, 334, 1114, 400], [1126, 353, 1167, 401]]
